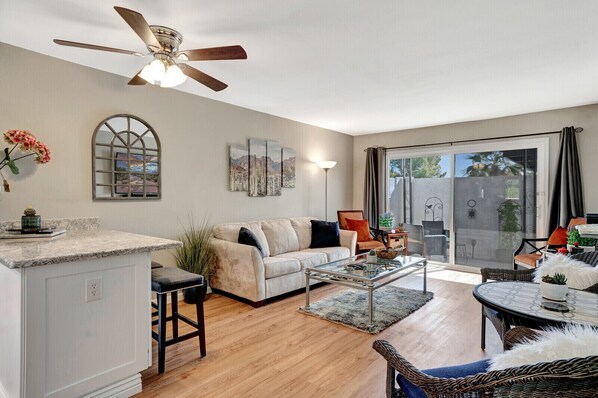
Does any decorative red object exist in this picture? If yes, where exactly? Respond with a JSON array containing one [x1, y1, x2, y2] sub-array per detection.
[[557, 247, 569, 254], [345, 218, 372, 242], [574, 242, 580, 247]]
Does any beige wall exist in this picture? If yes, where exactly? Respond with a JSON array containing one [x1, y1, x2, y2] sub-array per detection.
[[353, 104, 598, 219], [0, 44, 353, 259]]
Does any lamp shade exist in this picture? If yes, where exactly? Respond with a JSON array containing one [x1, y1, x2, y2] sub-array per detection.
[[316, 160, 337, 170], [139, 59, 166, 85], [161, 64, 187, 88]]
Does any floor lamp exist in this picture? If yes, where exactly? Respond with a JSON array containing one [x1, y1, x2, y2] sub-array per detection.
[[316, 161, 337, 221]]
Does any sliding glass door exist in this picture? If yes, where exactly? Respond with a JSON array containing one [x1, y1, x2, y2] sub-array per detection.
[[388, 155, 451, 264], [386, 138, 548, 270]]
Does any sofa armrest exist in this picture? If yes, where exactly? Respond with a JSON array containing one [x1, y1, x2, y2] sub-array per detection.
[[340, 229, 357, 256], [209, 238, 266, 302]]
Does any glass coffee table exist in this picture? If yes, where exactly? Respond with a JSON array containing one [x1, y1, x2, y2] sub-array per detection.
[[305, 253, 427, 327]]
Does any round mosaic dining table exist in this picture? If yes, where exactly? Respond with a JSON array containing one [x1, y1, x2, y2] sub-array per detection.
[[473, 281, 598, 327]]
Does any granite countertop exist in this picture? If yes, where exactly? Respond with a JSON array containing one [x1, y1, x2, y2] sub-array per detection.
[[0, 229, 181, 268]]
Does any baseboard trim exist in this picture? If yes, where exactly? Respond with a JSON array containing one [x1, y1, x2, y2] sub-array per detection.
[[82, 374, 142, 398]]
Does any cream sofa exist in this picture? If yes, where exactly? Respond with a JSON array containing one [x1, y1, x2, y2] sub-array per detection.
[[209, 217, 357, 305]]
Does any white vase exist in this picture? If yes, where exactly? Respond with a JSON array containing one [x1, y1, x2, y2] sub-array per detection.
[[540, 281, 568, 301]]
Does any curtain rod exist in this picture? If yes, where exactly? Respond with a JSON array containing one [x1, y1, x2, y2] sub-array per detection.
[[363, 127, 583, 152]]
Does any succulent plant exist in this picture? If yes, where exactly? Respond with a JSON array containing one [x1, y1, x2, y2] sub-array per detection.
[[542, 273, 568, 285], [23, 206, 36, 216]]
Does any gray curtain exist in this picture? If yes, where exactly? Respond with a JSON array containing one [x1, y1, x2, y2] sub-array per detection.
[[548, 126, 584, 230], [364, 147, 386, 228]]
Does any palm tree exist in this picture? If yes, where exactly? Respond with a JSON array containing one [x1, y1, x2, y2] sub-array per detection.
[[464, 152, 523, 177]]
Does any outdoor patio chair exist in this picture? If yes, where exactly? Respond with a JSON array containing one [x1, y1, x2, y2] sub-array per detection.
[[422, 221, 448, 262], [373, 327, 598, 398]]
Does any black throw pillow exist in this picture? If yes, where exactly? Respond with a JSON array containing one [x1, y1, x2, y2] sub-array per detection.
[[238, 227, 264, 257], [310, 220, 340, 248]]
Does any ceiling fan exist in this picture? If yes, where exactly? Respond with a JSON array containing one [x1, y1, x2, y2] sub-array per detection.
[[54, 6, 247, 91]]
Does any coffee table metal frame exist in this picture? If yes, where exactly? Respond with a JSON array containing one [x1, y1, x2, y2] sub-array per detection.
[[304, 254, 427, 327]]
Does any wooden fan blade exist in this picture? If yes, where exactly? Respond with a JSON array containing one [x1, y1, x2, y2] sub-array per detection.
[[179, 45, 247, 61], [53, 39, 142, 56], [114, 6, 161, 50], [182, 65, 228, 91], [128, 70, 147, 86]]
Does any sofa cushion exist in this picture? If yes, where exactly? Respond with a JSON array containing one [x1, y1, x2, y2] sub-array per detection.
[[238, 227, 265, 257], [290, 217, 317, 250], [547, 226, 568, 246], [345, 218, 372, 242], [277, 251, 327, 269], [213, 221, 270, 257], [263, 256, 301, 279], [261, 219, 300, 256], [303, 247, 350, 262], [310, 220, 340, 248]]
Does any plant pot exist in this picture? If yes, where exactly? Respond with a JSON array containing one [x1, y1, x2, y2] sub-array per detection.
[[183, 282, 208, 304], [540, 281, 568, 301], [567, 244, 595, 253]]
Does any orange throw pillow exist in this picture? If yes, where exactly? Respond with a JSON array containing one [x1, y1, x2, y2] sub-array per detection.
[[547, 226, 568, 246], [345, 218, 372, 242]]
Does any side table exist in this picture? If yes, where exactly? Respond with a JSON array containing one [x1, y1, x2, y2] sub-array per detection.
[[384, 231, 408, 255]]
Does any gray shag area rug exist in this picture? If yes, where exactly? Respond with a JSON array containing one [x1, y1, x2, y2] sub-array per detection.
[[299, 286, 433, 334]]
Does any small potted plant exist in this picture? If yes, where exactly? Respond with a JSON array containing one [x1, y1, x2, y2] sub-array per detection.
[[567, 229, 596, 253], [379, 212, 394, 230], [540, 273, 568, 301]]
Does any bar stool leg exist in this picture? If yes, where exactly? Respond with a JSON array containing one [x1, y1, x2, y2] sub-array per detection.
[[157, 292, 168, 374], [195, 286, 206, 357], [171, 291, 179, 339]]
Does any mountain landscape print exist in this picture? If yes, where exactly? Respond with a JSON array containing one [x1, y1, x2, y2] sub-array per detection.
[[282, 148, 296, 188], [231, 138, 295, 197], [266, 141, 282, 196], [249, 139, 267, 196], [229, 145, 249, 191]]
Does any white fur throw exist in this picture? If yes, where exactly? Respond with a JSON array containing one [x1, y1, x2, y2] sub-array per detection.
[[533, 254, 598, 290], [489, 324, 598, 371]]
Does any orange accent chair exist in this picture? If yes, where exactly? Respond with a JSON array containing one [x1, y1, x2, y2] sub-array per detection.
[[512, 218, 586, 270], [337, 210, 386, 253]]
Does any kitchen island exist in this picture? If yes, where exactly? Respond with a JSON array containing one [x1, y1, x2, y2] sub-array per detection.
[[0, 218, 180, 398]]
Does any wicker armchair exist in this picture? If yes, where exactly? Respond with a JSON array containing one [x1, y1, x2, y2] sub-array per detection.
[[373, 327, 598, 398], [480, 251, 598, 350]]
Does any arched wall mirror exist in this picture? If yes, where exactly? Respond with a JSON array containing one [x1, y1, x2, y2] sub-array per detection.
[[92, 114, 161, 200]]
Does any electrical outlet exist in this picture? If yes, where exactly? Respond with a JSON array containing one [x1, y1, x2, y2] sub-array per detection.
[[86, 278, 102, 302]]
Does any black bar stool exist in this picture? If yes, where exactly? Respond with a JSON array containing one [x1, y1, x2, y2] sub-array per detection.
[[150, 266, 206, 374]]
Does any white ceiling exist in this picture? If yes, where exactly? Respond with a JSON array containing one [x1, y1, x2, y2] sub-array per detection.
[[2, 1, 598, 135]]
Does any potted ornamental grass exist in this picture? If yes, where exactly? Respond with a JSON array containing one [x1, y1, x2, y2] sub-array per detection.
[[173, 217, 216, 303], [567, 229, 596, 253], [541, 273, 568, 301]]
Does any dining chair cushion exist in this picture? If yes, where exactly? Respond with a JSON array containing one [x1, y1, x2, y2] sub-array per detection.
[[397, 359, 490, 398], [489, 324, 598, 371], [547, 226, 569, 246], [513, 253, 542, 268], [533, 254, 598, 290], [345, 218, 372, 242]]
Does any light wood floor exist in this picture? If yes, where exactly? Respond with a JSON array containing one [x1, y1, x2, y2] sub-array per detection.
[[136, 267, 502, 397]]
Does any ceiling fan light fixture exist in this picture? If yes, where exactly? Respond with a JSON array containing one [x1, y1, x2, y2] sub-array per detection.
[[139, 58, 166, 85], [161, 64, 187, 88]]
